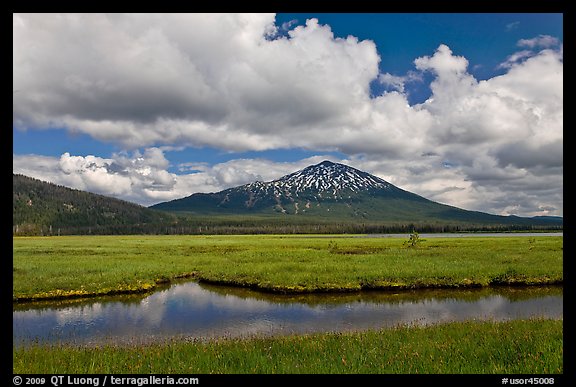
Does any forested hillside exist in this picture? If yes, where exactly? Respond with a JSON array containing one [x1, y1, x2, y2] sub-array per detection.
[[13, 174, 175, 235]]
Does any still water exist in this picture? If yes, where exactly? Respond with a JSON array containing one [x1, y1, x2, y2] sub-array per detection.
[[13, 282, 562, 347]]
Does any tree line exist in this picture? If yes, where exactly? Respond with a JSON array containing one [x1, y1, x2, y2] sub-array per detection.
[[12, 220, 562, 236]]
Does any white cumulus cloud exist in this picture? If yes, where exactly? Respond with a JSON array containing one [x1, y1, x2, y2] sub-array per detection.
[[13, 14, 563, 217]]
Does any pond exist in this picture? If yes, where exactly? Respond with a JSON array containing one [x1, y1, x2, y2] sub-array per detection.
[[13, 282, 562, 347]]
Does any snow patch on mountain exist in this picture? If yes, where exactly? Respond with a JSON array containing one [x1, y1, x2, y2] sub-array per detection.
[[278, 160, 390, 194], [228, 160, 391, 203]]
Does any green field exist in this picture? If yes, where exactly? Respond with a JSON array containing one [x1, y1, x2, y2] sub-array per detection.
[[13, 234, 563, 301], [13, 319, 562, 374]]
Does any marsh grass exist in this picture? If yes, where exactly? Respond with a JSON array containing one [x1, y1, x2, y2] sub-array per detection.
[[13, 235, 563, 300], [13, 236, 563, 374], [13, 319, 562, 374]]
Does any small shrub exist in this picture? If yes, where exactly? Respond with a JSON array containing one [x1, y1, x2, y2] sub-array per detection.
[[404, 230, 423, 248]]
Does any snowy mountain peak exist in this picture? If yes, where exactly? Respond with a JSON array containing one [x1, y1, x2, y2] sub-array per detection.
[[276, 161, 390, 194], [236, 160, 392, 202], [148, 161, 563, 228]]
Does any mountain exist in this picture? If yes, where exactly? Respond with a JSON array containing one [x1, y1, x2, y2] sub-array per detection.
[[150, 161, 563, 227], [13, 174, 175, 235]]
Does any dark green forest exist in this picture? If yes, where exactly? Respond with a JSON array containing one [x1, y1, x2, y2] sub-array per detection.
[[13, 174, 175, 235]]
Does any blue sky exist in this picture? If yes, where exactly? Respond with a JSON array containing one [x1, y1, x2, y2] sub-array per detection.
[[13, 13, 563, 217]]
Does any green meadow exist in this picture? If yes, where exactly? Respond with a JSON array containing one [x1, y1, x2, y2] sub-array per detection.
[[13, 234, 563, 374], [13, 234, 563, 301]]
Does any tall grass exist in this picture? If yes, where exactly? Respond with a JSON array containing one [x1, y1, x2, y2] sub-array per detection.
[[13, 235, 563, 300], [13, 319, 562, 374]]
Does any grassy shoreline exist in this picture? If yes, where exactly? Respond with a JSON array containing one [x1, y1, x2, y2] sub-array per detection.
[[13, 234, 563, 302], [13, 319, 562, 374]]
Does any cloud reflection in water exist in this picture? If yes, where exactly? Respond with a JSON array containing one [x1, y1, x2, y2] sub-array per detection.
[[13, 282, 563, 346]]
